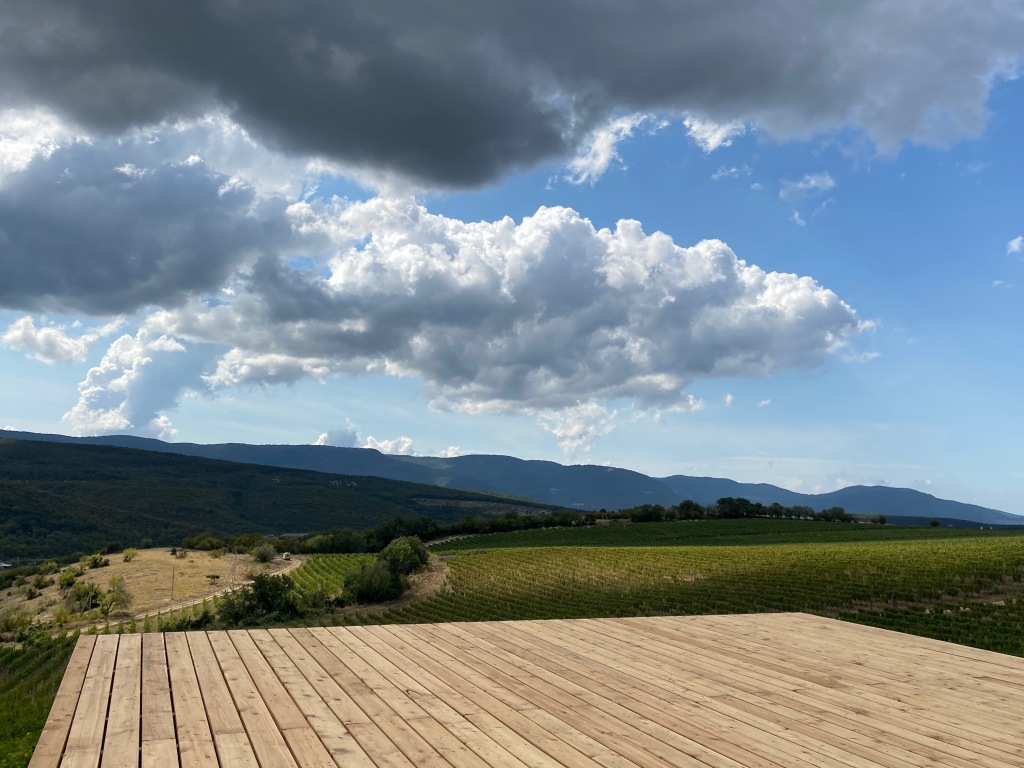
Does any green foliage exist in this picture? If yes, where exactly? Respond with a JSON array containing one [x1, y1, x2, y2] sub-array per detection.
[[57, 569, 78, 592], [0, 632, 76, 768], [345, 560, 408, 604], [434, 518, 1021, 552], [121, 548, 139, 562], [80, 553, 109, 570], [63, 581, 103, 614], [289, 553, 373, 599], [841, 600, 1024, 656], [217, 574, 302, 626], [0, 438, 569, 559], [250, 543, 277, 563], [379, 536, 429, 576], [0, 605, 31, 635], [103, 575, 133, 615]]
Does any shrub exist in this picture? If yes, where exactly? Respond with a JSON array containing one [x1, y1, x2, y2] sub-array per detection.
[[250, 543, 277, 563], [58, 569, 78, 593], [38, 560, 59, 575], [81, 553, 110, 570], [104, 575, 133, 616], [345, 560, 407, 604], [0, 605, 31, 634], [64, 582, 103, 614], [122, 548, 139, 563], [217, 574, 301, 626], [379, 536, 429, 576]]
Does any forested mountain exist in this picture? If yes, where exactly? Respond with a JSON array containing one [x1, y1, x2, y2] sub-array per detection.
[[0, 438, 565, 560], [3, 429, 1020, 525]]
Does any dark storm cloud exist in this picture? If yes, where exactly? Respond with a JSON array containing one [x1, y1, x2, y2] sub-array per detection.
[[0, 140, 292, 314], [2, 1, 1021, 187]]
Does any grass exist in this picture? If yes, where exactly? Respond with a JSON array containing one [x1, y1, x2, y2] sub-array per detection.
[[6, 549, 287, 629]]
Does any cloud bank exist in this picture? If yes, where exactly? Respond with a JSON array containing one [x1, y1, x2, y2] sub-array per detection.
[[1, 1, 1021, 186]]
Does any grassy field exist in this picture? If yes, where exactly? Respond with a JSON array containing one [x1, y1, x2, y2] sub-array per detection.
[[3, 548, 288, 629]]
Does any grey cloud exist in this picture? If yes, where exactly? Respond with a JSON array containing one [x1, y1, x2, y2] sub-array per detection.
[[0, 138, 293, 314], [2, 1, 1021, 187]]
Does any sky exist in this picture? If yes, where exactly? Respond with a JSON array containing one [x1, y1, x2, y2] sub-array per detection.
[[1, 2, 1023, 514]]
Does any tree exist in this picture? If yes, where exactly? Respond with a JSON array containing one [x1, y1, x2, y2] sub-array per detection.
[[250, 543, 277, 563], [929, 518, 941, 527], [104, 575, 133, 615], [379, 537, 429, 576]]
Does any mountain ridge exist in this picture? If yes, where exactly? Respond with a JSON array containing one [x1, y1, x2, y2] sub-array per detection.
[[3, 429, 1019, 526]]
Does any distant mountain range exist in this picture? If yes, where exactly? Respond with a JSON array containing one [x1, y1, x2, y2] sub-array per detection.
[[4, 429, 1022, 526]]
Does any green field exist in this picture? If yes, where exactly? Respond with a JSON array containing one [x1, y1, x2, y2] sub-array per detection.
[[431, 518, 1019, 551]]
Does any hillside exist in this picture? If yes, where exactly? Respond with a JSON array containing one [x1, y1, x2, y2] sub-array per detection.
[[3, 429, 1020, 525], [0, 439, 566, 560]]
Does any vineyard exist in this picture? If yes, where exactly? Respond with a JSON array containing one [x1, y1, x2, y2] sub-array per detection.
[[330, 536, 1024, 655], [432, 518, 1022, 551], [0, 634, 77, 768], [288, 552, 374, 596]]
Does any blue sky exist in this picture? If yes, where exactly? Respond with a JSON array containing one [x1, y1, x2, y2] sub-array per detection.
[[1, 2, 1022, 514]]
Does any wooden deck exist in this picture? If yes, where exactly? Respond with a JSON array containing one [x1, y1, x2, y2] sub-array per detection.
[[31, 613, 1024, 767]]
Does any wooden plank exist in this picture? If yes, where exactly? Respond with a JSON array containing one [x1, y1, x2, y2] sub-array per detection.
[[602, 616, 1024, 765], [61, 634, 119, 768], [101, 633, 142, 768], [29, 636, 96, 768], [185, 631, 259, 768], [207, 631, 299, 767], [350, 626, 563, 768], [140, 635, 174, 745], [252, 630, 377, 768], [438, 622, 788, 768], [397, 624, 646, 768], [330, 626, 532, 768], [366, 625, 606, 768], [291, 628, 450, 768], [163, 633, 217, 768], [576, 617, 1019, 768]]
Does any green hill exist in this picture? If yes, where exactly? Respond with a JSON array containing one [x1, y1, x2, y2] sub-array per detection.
[[0, 439, 565, 561]]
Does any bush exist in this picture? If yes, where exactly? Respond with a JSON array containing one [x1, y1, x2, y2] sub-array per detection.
[[345, 561, 407, 604], [103, 575, 133, 616], [58, 569, 78, 593], [64, 582, 103, 614], [250, 543, 277, 563], [379, 536, 429, 576], [217, 574, 301, 626], [81, 553, 109, 569], [0, 605, 32, 635], [121, 548, 139, 563]]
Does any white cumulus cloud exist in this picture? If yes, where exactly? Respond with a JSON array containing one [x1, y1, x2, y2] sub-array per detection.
[[1008, 235, 1023, 255], [2, 315, 122, 363], [363, 435, 415, 455]]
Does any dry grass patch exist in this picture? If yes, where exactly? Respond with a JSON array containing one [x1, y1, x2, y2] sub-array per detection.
[[6, 548, 296, 626]]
